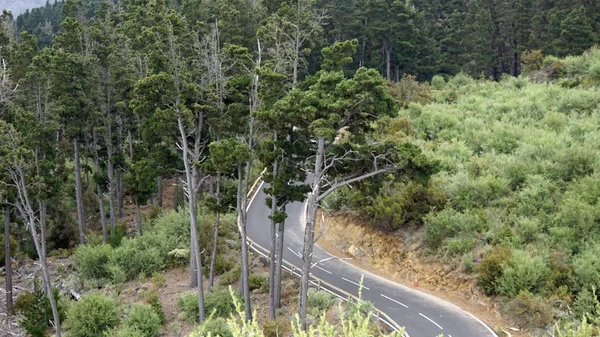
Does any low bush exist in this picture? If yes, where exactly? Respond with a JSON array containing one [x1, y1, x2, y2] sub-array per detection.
[[573, 244, 600, 292], [122, 304, 161, 337], [151, 272, 166, 288], [74, 243, 114, 283], [205, 288, 239, 318], [66, 293, 120, 337], [177, 292, 199, 322], [219, 266, 240, 287], [144, 289, 165, 324], [248, 274, 269, 293], [108, 223, 128, 248], [14, 284, 65, 337], [189, 317, 232, 337], [111, 238, 165, 280], [307, 288, 335, 316], [503, 291, 555, 330], [477, 246, 511, 295], [495, 249, 549, 297], [263, 317, 291, 337], [212, 254, 235, 276]]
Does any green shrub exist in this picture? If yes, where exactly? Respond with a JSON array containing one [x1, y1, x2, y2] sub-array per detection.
[[205, 288, 239, 318], [144, 289, 165, 324], [495, 249, 549, 297], [503, 291, 555, 330], [151, 272, 166, 288], [122, 304, 161, 337], [177, 292, 199, 322], [425, 208, 485, 251], [167, 248, 190, 268], [263, 317, 291, 337], [307, 289, 334, 316], [431, 75, 446, 90], [442, 236, 476, 257], [212, 255, 234, 276], [462, 252, 474, 273], [108, 223, 128, 248], [14, 284, 65, 337], [573, 244, 600, 292], [74, 243, 114, 283], [67, 293, 119, 337], [189, 317, 232, 337], [477, 246, 511, 295], [111, 238, 165, 280], [573, 287, 599, 319], [219, 266, 240, 287], [111, 326, 145, 337], [248, 274, 269, 293]]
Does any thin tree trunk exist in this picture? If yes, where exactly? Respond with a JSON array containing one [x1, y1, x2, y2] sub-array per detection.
[[118, 170, 124, 218], [105, 122, 117, 237], [178, 115, 205, 323], [4, 204, 12, 313], [39, 202, 61, 337], [135, 201, 142, 235], [268, 132, 279, 319], [299, 136, 324, 329], [240, 116, 255, 322], [385, 46, 392, 81], [73, 138, 86, 244], [93, 131, 108, 243], [127, 129, 134, 159], [208, 173, 221, 290], [274, 209, 285, 309], [174, 176, 180, 212], [157, 176, 163, 207]]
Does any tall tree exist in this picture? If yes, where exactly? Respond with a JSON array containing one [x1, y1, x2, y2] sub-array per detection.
[[0, 120, 62, 337], [272, 40, 433, 328]]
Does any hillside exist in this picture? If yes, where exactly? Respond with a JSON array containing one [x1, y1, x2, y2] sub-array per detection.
[[323, 49, 600, 335]]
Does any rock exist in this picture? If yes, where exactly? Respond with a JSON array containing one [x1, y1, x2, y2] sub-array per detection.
[[259, 256, 270, 267], [225, 239, 237, 248], [348, 245, 364, 258]]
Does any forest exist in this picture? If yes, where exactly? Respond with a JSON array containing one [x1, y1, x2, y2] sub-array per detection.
[[1, 0, 600, 336]]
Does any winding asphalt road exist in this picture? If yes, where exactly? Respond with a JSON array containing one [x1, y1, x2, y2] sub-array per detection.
[[246, 182, 498, 337]]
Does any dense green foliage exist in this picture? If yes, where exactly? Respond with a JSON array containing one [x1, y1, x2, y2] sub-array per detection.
[[121, 304, 162, 337], [13, 284, 66, 337], [66, 293, 120, 337]]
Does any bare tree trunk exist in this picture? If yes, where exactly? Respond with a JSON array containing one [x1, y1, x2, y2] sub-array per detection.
[[13, 199, 61, 336], [178, 114, 205, 323], [4, 204, 12, 313], [174, 176, 180, 212], [93, 131, 108, 243], [135, 201, 142, 235], [208, 173, 221, 290], [118, 170, 124, 218], [237, 162, 252, 322], [268, 132, 278, 319], [274, 208, 285, 309], [73, 138, 86, 244], [385, 46, 392, 82], [157, 176, 163, 208], [38, 201, 61, 337], [299, 136, 324, 329]]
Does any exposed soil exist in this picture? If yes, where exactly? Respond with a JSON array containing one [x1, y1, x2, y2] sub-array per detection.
[[316, 210, 529, 337]]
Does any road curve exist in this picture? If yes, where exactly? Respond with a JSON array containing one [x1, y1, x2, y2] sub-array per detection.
[[246, 182, 498, 337]]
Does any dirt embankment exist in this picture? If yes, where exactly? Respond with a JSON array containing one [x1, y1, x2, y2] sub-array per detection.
[[316, 210, 527, 336]]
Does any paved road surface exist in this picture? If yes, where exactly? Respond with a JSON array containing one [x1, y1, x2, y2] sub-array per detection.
[[246, 182, 498, 337]]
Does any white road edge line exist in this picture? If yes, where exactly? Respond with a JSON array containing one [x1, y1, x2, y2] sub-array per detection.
[[287, 246, 302, 258], [418, 313, 443, 330], [380, 294, 409, 309], [467, 312, 499, 337], [314, 265, 332, 274], [341, 277, 370, 290]]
